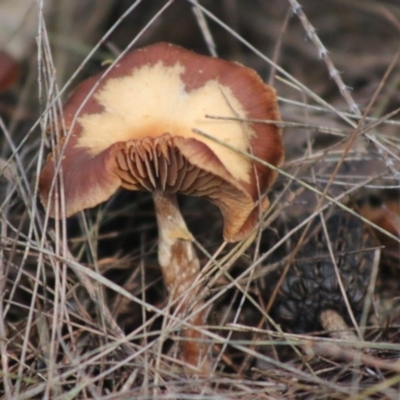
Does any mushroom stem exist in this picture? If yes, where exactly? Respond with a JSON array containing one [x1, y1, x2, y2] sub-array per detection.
[[152, 191, 209, 373]]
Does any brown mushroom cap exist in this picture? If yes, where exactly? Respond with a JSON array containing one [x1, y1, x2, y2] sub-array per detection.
[[39, 42, 283, 242]]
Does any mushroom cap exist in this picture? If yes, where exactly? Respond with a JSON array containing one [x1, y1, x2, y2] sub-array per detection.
[[39, 42, 283, 242]]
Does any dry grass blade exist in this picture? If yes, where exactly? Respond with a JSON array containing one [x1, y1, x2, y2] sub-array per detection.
[[47, 229, 136, 357]]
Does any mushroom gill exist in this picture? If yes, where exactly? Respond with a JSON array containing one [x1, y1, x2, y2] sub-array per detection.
[[115, 133, 233, 195], [111, 132, 258, 241]]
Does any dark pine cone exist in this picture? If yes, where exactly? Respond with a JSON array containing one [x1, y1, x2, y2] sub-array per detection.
[[266, 210, 378, 334]]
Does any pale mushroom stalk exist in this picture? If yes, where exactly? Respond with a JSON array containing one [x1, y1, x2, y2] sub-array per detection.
[[153, 190, 208, 372]]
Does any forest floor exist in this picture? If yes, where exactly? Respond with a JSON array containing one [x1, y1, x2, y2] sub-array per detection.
[[1, 1, 400, 398]]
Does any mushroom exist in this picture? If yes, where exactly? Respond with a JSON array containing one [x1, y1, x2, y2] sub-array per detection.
[[39, 42, 283, 373]]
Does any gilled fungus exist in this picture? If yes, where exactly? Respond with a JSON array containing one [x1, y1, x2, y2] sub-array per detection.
[[39, 42, 283, 373]]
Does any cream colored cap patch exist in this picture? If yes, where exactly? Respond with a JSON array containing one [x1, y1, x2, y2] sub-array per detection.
[[76, 62, 254, 184]]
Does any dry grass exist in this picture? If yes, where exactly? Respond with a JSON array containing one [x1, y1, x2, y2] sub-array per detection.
[[1, 0, 400, 398]]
